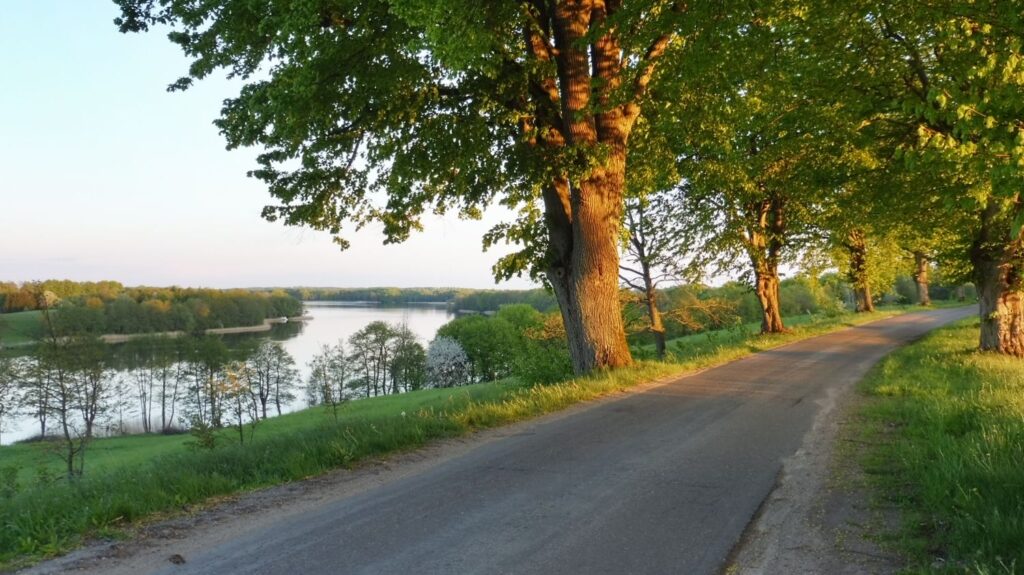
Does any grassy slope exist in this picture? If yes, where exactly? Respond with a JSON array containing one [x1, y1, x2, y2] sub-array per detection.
[[0, 306, 947, 567], [856, 317, 1023, 573], [0, 311, 43, 347]]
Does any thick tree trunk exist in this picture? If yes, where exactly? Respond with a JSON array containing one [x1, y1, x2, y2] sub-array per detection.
[[846, 229, 875, 312], [912, 251, 931, 306], [543, 176, 632, 374], [754, 264, 785, 333], [744, 193, 787, 334], [529, 4, 634, 375], [972, 198, 1024, 356]]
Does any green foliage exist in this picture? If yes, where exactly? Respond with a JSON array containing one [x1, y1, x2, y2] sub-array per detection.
[[437, 315, 520, 382], [857, 318, 1024, 571], [186, 416, 218, 451]]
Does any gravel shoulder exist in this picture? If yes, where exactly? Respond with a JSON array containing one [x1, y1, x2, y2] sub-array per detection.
[[725, 384, 903, 575]]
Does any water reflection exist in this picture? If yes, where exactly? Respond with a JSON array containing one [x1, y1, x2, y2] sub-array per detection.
[[2, 303, 454, 444]]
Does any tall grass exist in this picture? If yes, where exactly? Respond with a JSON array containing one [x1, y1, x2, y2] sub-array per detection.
[[0, 307, 935, 568], [857, 318, 1024, 573]]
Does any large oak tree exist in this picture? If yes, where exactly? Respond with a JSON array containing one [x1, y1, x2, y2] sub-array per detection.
[[115, 1, 712, 373]]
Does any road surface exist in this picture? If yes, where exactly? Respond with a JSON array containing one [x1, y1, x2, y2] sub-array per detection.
[[34, 307, 973, 575]]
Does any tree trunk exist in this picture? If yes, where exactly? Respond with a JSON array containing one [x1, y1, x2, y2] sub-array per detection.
[[543, 176, 632, 373], [744, 193, 787, 334], [972, 198, 1024, 356], [645, 283, 667, 360], [846, 229, 875, 312], [912, 251, 931, 306], [755, 263, 785, 333]]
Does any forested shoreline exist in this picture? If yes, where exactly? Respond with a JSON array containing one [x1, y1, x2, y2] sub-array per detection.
[[0, 282, 303, 339]]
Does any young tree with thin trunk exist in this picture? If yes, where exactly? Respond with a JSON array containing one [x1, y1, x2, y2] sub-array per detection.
[[246, 340, 297, 420], [620, 186, 690, 358], [37, 293, 89, 478], [0, 354, 20, 445], [114, 1, 726, 375], [307, 343, 348, 420]]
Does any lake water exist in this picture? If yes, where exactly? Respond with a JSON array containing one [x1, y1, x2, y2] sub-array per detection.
[[272, 301, 453, 379], [1, 302, 454, 445]]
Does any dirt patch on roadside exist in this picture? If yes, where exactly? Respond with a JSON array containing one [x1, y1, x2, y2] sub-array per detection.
[[725, 385, 903, 575]]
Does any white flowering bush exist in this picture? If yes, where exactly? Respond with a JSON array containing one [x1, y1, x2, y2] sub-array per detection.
[[426, 336, 470, 388]]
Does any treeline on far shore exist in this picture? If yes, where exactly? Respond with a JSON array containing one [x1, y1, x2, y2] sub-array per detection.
[[283, 286, 560, 312], [0, 281, 303, 339]]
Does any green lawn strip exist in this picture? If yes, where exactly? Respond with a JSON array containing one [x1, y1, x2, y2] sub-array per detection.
[[0, 305, 946, 568], [855, 317, 1024, 573]]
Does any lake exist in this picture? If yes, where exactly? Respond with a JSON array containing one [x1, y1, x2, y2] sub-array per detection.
[[1, 302, 455, 445]]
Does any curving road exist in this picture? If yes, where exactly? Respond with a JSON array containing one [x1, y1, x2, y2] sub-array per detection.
[[37, 307, 972, 575]]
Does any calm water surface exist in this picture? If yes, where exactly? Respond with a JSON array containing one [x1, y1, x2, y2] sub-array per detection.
[[1, 303, 454, 444]]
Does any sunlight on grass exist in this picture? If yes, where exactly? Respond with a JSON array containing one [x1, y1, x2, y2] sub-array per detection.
[[856, 317, 1024, 573]]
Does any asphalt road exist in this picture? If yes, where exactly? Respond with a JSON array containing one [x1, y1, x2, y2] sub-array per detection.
[[136, 308, 970, 575]]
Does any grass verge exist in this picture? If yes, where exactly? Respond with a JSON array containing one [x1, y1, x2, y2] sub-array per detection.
[[0, 306, 943, 569], [855, 317, 1024, 573]]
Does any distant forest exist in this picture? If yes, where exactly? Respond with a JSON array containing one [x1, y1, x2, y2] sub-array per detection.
[[285, 287, 559, 312], [0, 281, 303, 337]]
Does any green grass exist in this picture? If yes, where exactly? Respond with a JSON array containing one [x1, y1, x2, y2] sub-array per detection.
[[856, 317, 1024, 573], [0, 311, 43, 347], [0, 305, 949, 569]]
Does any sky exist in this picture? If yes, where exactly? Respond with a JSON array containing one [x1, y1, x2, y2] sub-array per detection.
[[0, 2, 534, 290]]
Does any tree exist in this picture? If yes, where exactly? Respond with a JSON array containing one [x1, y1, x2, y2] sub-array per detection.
[[307, 342, 349, 419], [437, 315, 518, 382], [426, 337, 471, 388], [0, 355, 21, 445], [246, 340, 298, 419], [389, 325, 426, 393], [114, 1, 728, 374], [18, 356, 51, 439], [619, 185, 692, 357], [182, 336, 230, 427], [37, 297, 89, 478], [807, 1, 1024, 355], [348, 322, 396, 398], [661, 9, 859, 334], [222, 362, 260, 444]]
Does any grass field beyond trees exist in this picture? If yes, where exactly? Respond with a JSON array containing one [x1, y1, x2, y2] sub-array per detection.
[[0, 307, 929, 569], [0, 311, 42, 347], [857, 318, 1024, 572]]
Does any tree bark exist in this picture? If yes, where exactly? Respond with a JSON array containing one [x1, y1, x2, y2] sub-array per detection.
[[846, 229, 875, 312], [528, 2, 636, 374], [644, 280, 667, 360], [754, 263, 785, 334], [971, 198, 1024, 356], [744, 192, 787, 334], [912, 250, 931, 306]]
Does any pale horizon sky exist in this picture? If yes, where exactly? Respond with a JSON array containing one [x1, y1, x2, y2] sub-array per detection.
[[0, 2, 536, 291]]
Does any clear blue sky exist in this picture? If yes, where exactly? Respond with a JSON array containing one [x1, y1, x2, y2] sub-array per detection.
[[0, 2, 532, 289]]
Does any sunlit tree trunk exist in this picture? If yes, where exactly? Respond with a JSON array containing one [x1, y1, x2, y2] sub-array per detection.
[[846, 229, 875, 313], [745, 193, 787, 334], [972, 199, 1024, 356], [912, 251, 931, 306], [531, 3, 645, 374]]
